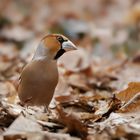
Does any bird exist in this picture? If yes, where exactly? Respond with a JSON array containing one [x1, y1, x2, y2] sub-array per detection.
[[18, 34, 77, 108]]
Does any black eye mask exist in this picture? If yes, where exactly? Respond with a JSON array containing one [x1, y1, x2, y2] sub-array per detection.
[[54, 49, 66, 60], [54, 36, 68, 60]]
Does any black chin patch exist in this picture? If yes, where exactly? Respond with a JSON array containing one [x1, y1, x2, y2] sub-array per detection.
[[54, 49, 66, 60]]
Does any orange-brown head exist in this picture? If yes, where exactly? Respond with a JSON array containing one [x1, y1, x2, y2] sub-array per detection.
[[33, 34, 77, 60]]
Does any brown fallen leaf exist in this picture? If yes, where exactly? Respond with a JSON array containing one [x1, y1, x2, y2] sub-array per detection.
[[115, 124, 140, 138], [124, 4, 140, 25], [119, 92, 140, 113], [68, 73, 91, 92], [55, 94, 77, 103], [116, 82, 140, 102], [88, 71, 117, 93], [56, 105, 88, 138], [80, 112, 101, 122], [0, 106, 16, 127], [57, 95, 95, 113], [79, 94, 104, 102], [37, 120, 64, 130], [59, 49, 90, 72], [132, 53, 140, 63], [95, 95, 121, 120]]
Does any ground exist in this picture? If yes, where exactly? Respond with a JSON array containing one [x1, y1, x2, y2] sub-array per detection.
[[0, 0, 140, 140]]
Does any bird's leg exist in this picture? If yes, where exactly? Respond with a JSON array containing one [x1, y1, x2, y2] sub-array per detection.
[[43, 106, 52, 115], [43, 106, 48, 113], [48, 107, 52, 114], [18, 101, 28, 116], [20, 105, 29, 116]]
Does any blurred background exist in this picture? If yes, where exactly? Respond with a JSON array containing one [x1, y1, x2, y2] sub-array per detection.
[[0, 0, 140, 83], [0, 0, 140, 59]]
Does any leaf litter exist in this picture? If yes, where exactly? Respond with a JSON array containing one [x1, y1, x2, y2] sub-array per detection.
[[0, 0, 140, 140]]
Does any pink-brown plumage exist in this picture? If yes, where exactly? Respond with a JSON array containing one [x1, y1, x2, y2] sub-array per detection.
[[18, 34, 77, 107]]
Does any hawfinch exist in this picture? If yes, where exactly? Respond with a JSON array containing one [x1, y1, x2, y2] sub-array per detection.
[[18, 34, 77, 107]]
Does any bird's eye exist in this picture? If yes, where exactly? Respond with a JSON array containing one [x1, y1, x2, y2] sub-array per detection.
[[56, 36, 64, 43]]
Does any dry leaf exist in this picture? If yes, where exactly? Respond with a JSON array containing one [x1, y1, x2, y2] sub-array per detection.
[[0, 81, 17, 104], [80, 112, 101, 122], [0, 106, 16, 127], [56, 105, 88, 138], [116, 82, 140, 102], [59, 49, 90, 72], [133, 53, 140, 63], [68, 73, 91, 91], [55, 95, 77, 103], [119, 92, 140, 113], [124, 4, 140, 25], [5, 115, 42, 135], [0, 26, 33, 42], [95, 96, 121, 118], [115, 124, 140, 138]]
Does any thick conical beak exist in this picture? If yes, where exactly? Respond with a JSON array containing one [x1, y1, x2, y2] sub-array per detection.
[[62, 40, 77, 51]]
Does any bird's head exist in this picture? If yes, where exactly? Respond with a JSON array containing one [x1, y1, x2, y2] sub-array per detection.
[[33, 34, 77, 60]]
